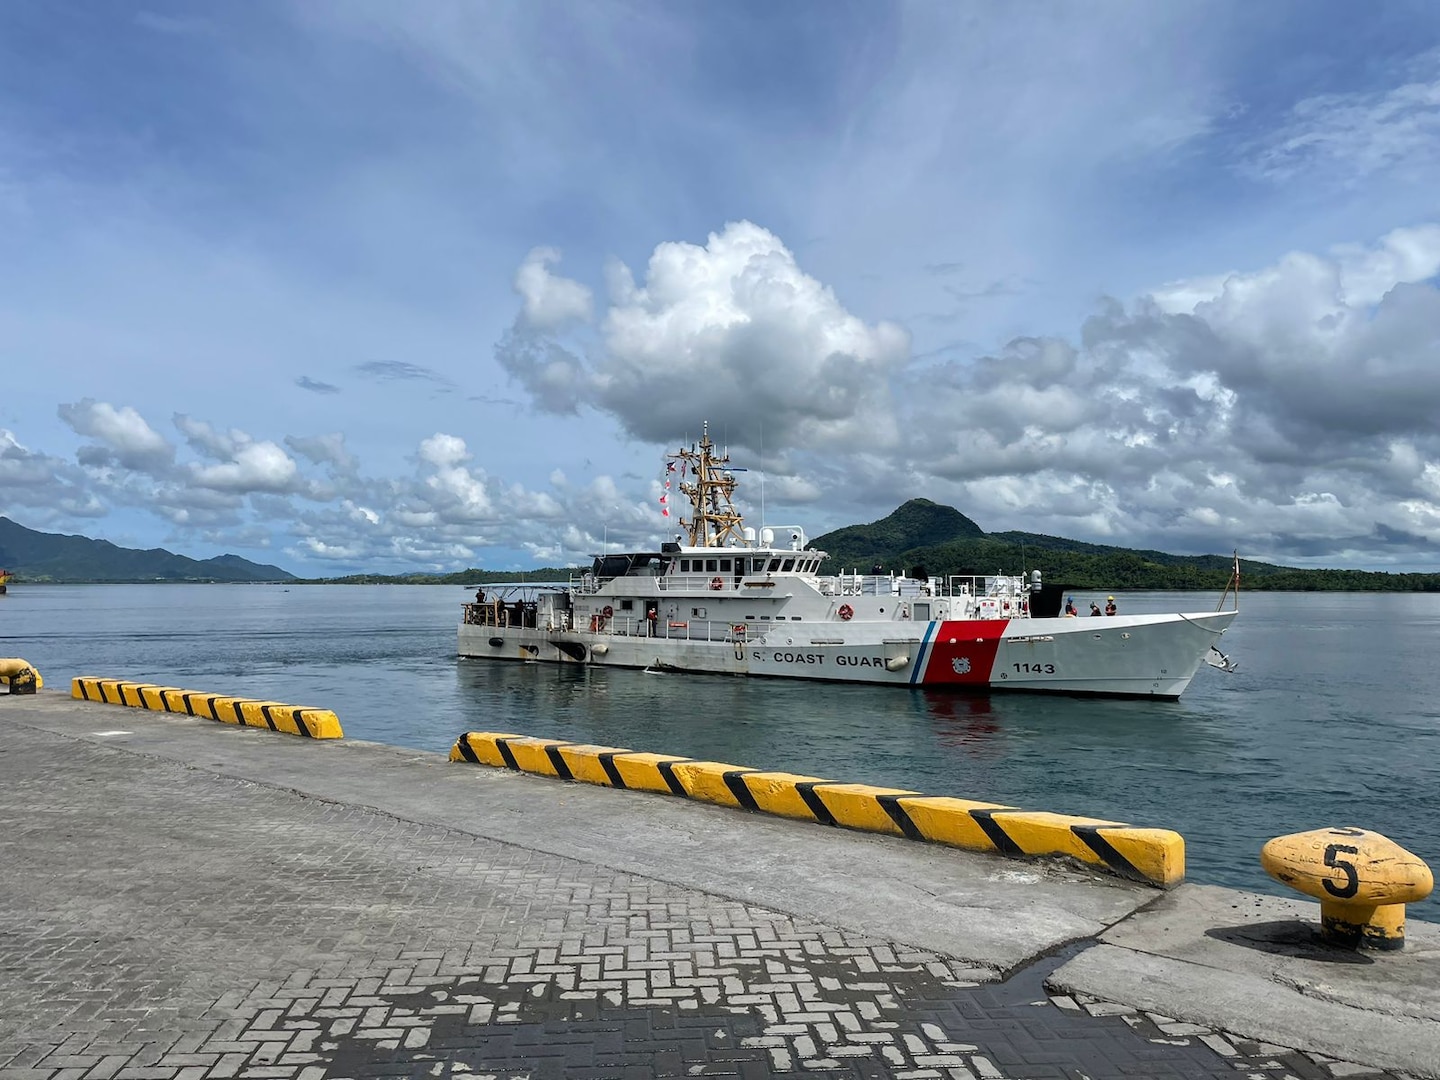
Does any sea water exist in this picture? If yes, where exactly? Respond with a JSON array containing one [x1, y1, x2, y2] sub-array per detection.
[[5, 583, 1437, 920]]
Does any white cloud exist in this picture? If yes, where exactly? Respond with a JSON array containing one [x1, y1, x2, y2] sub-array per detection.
[[190, 441, 303, 494], [889, 224, 1440, 562], [498, 221, 912, 453], [1245, 48, 1440, 185], [514, 247, 593, 330], [58, 399, 175, 472]]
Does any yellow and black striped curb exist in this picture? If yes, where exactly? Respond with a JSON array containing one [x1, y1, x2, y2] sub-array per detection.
[[449, 731, 1183, 888], [72, 677, 343, 739]]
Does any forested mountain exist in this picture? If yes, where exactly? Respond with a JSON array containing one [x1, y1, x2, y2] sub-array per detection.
[[6, 501, 1436, 590], [812, 501, 1440, 592], [0, 517, 295, 583]]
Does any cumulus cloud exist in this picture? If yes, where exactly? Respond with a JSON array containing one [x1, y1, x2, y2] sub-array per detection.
[[894, 224, 1440, 563], [497, 221, 912, 453], [190, 441, 303, 494], [58, 399, 174, 472], [514, 247, 593, 330]]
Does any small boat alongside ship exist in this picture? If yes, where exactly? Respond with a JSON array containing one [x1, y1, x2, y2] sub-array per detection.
[[457, 430, 1238, 698]]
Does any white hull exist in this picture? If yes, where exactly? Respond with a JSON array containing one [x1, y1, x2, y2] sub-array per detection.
[[458, 609, 1236, 699]]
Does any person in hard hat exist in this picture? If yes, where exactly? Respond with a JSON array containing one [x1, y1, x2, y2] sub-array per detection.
[[1064, 596, 1078, 617], [1090, 601, 1102, 616], [1105, 596, 1117, 616]]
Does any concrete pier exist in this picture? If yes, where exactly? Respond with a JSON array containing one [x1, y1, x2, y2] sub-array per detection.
[[2, 691, 1437, 1079]]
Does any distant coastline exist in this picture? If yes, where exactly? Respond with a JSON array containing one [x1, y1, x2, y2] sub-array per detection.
[[6, 507, 1440, 592]]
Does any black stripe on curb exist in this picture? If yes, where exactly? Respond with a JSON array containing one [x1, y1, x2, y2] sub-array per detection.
[[795, 782, 838, 826], [656, 760, 687, 796], [293, 710, 313, 738], [722, 770, 760, 812], [969, 809, 1024, 857], [544, 744, 575, 781], [230, 700, 245, 726], [1071, 824, 1145, 884], [260, 705, 280, 731], [455, 734, 481, 763], [494, 738, 521, 772], [597, 752, 627, 789], [877, 795, 925, 841]]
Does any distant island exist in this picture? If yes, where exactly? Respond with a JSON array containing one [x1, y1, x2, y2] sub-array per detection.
[[0, 516, 294, 583], [3, 503, 1438, 591]]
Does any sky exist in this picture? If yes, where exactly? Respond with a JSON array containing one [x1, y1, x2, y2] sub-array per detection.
[[3, 1, 1440, 575]]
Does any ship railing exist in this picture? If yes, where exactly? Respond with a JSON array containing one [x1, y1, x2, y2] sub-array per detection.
[[582, 616, 733, 643], [461, 601, 543, 629], [656, 574, 743, 593]]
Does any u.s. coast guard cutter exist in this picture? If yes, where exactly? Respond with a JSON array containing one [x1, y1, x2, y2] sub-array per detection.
[[458, 430, 1237, 698]]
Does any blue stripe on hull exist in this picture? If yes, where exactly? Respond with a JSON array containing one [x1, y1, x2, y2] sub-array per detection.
[[909, 622, 938, 686]]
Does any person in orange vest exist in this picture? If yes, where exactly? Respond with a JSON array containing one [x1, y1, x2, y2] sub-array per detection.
[[1105, 596, 1117, 616], [1064, 597, 1078, 617], [1090, 601, 1102, 616]]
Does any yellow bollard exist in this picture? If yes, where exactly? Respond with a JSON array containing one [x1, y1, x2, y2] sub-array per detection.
[[0, 658, 43, 694], [1260, 827, 1433, 950]]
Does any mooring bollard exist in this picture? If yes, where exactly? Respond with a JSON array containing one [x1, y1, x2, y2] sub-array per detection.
[[0, 658, 42, 695], [1260, 827, 1433, 950]]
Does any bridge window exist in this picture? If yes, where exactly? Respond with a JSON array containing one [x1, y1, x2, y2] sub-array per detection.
[[706, 559, 718, 573], [621, 600, 634, 611], [768, 559, 781, 572], [782, 559, 795, 572], [720, 559, 732, 572]]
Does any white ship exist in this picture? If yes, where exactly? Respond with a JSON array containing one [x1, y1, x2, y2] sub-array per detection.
[[458, 430, 1238, 698]]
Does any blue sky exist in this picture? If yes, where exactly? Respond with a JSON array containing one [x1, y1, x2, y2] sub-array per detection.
[[3, 1, 1440, 574]]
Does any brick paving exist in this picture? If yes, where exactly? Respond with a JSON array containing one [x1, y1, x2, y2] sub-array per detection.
[[0, 726, 1408, 1080]]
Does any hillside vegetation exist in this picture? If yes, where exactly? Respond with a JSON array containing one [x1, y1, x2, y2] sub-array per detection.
[[812, 501, 1440, 592], [0, 516, 294, 583], [6, 502, 1437, 591]]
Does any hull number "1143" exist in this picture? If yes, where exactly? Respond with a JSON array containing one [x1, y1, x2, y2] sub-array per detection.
[[1013, 663, 1056, 674]]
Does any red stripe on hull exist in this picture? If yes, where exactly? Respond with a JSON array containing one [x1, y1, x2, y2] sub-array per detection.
[[919, 620, 1010, 685]]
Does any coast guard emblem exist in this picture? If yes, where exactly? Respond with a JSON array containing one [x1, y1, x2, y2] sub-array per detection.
[[951, 656, 971, 675]]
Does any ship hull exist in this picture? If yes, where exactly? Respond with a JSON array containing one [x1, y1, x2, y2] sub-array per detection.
[[458, 610, 1236, 699]]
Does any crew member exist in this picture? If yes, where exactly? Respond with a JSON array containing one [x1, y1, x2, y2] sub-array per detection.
[[646, 608, 658, 637], [1064, 597, 1078, 617], [1105, 596, 1117, 616], [1090, 602, 1102, 616], [474, 588, 486, 604]]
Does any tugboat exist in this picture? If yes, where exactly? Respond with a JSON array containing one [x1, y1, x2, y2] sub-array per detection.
[[458, 429, 1238, 698]]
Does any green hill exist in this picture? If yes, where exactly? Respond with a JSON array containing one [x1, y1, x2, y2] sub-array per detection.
[[811, 499, 984, 571], [813, 505, 1440, 592], [0, 516, 295, 583]]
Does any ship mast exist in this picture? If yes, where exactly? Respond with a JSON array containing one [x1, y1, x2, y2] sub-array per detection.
[[671, 423, 746, 548]]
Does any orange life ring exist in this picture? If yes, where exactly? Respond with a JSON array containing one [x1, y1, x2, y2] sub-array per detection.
[[838, 603, 854, 621], [602, 605, 614, 618], [709, 577, 723, 591]]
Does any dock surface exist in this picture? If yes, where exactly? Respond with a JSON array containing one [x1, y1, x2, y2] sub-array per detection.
[[2, 692, 1437, 1079]]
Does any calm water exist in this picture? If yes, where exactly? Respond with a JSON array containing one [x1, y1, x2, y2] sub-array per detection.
[[4, 583, 1437, 920]]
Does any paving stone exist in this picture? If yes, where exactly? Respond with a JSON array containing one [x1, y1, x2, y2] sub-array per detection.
[[0, 725, 1410, 1080]]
